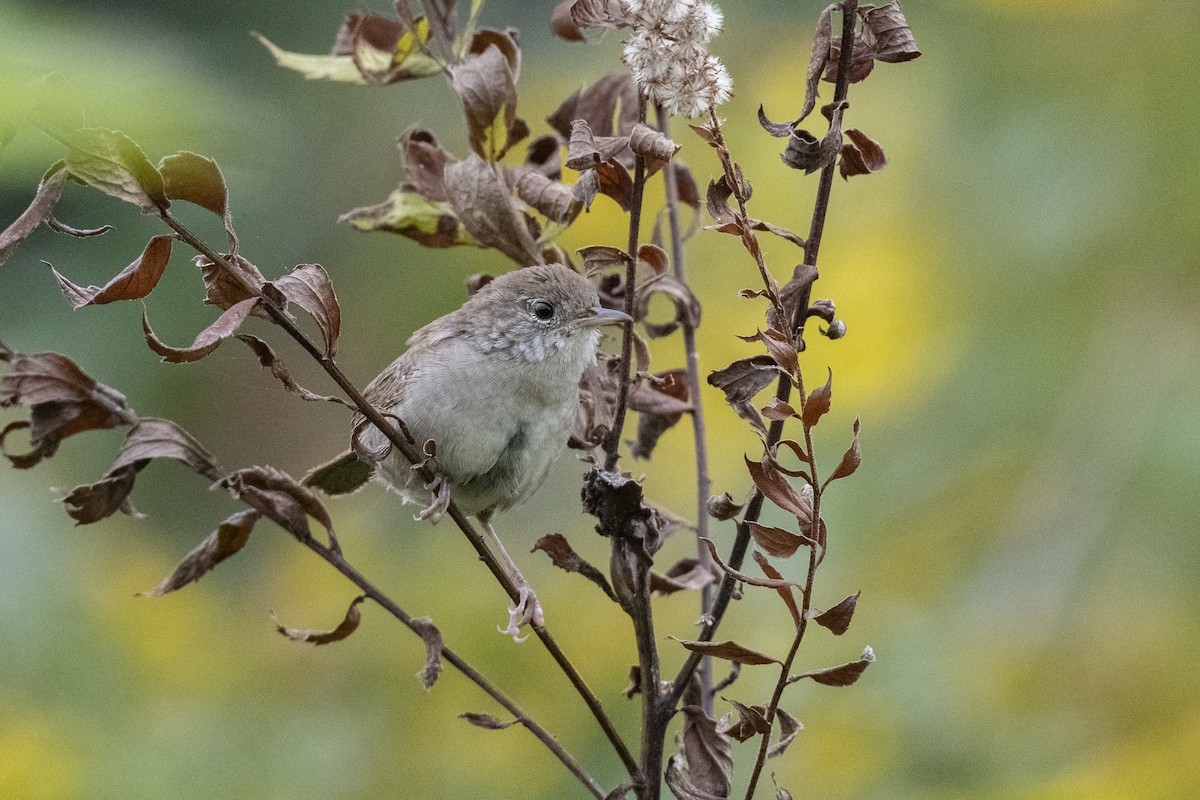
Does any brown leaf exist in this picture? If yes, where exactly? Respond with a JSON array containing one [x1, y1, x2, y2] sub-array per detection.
[[758, 105, 799, 138], [840, 128, 888, 179], [533, 533, 616, 601], [791, 646, 875, 686], [237, 334, 350, 407], [629, 369, 691, 459], [219, 465, 338, 551], [0, 348, 132, 467], [271, 264, 341, 358], [0, 166, 67, 266], [813, 591, 860, 636], [716, 699, 770, 743], [158, 151, 227, 217], [275, 596, 365, 645], [747, 522, 808, 559], [142, 298, 258, 363], [577, 245, 630, 274], [142, 510, 260, 596], [410, 616, 444, 689], [651, 557, 716, 596], [444, 154, 541, 265], [826, 416, 862, 485], [636, 273, 700, 339], [629, 122, 679, 173], [350, 14, 442, 84], [753, 550, 801, 627], [802, 369, 833, 429], [701, 537, 795, 591], [674, 687, 733, 799], [572, 168, 600, 211], [303, 449, 373, 496], [459, 712, 517, 730], [594, 159, 634, 210], [398, 128, 456, 201], [760, 397, 797, 422], [741, 328, 798, 374], [52, 235, 172, 308], [860, 1, 922, 64], [708, 356, 781, 405], [565, 119, 631, 171], [451, 44, 519, 162], [744, 454, 813, 522], [780, 106, 844, 175], [548, 73, 638, 142], [568, 0, 625, 31], [63, 127, 168, 213], [196, 253, 268, 311], [61, 464, 143, 524], [799, 5, 837, 123], [111, 417, 223, 481], [551, 0, 586, 41], [512, 169, 581, 225], [768, 263, 818, 332], [766, 709, 804, 758], [704, 176, 735, 224], [705, 492, 743, 521]]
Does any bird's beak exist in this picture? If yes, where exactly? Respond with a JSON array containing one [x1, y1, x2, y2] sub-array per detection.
[[581, 305, 634, 328]]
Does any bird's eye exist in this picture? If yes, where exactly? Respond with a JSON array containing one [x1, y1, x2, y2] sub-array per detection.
[[531, 300, 555, 321]]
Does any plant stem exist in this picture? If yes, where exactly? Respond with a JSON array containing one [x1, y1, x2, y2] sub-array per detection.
[[302, 535, 607, 800], [156, 209, 639, 780], [666, 0, 860, 713], [604, 95, 650, 472], [655, 102, 715, 714]]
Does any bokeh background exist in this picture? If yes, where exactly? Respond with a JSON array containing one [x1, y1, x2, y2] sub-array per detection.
[[2, 1, 1198, 798]]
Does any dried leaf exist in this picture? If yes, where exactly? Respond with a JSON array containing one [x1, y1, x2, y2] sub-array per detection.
[[196, 253, 267, 311], [237, 335, 351, 406], [636, 274, 700, 339], [533, 533, 617, 601], [63, 127, 168, 212], [629, 122, 679, 173], [672, 637, 779, 666], [802, 369, 833, 429], [840, 128, 888, 179], [398, 128, 456, 200], [572, 168, 600, 211], [753, 551, 801, 627], [303, 449, 373, 496], [565, 119, 631, 171], [757, 105, 799, 139], [578, 245, 630, 274], [568, 0, 624, 31], [629, 369, 690, 459], [771, 774, 795, 800], [0, 166, 67, 266], [673, 690, 733, 799], [813, 591, 860, 636], [275, 596, 365, 645], [747, 522, 808, 559], [766, 709, 804, 758], [452, 44, 520, 161], [444, 154, 541, 265], [651, 557, 716, 596], [340, 190, 474, 249], [271, 263, 341, 358], [142, 510, 260, 596], [410, 616, 444, 690], [52, 235, 172, 308], [219, 465, 338, 551], [548, 73, 638, 142], [61, 464, 143, 524], [551, 0, 586, 41], [826, 416, 862, 484], [780, 114, 843, 175], [744, 454, 814, 522], [799, 5, 837, 123], [111, 417, 223, 481], [459, 712, 517, 730], [158, 151, 227, 217], [594, 159, 634, 210], [701, 537, 795, 593], [792, 646, 875, 686], [142, 298, 258, 363], [708, 356, 781, 405], [760, 397, 797, 422], [706, 492, 743, 521], [717, 699, 770, 743], [859, 1, 922, 64], [512, 169, 581, 225]]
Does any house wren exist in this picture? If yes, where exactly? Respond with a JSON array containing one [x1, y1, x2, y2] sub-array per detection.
[[351, 264, 630, 637]]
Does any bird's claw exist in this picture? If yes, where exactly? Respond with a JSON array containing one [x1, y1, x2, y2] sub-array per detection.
[[415, 475, 451, 524], [497, 585, 544, 643]]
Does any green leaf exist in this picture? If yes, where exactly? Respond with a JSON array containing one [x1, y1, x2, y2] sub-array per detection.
[[63, 128, 168, 212], [338, 191, 477, 249], [253, 32, 368, 84], [158, 152, 227, 217]]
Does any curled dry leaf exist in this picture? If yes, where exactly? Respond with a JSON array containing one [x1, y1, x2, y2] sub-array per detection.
[[61, 464, 144, 525], [706, 492, 743, 521], [512, 168, 581, 225], [636, 273, 700, 339], [271, 263, 341, 358], [825, 416, 862, 485], [52, 235, 172, 308], [577, 245, 630, 274], [399, 128, 455, 200], [628, 122, 679, 174], [572, 167, 600, 211], [237, 334, 351, 407], [568, 0, 625, 31], [410, 616, 444, 690], [799, 4, 837, 123], [761, 397, 798, 422], [813, 591, 860, 636], [451, 44, 521, 162], [753, 550, 801, 627], [825, 1, 921, 85], [142, 297, 259, 363], [566, 119, 631, 171], [701, 537, 794, 591], [707, 355, 781, 434], [651, 557, 716, 596], [790, 646, 875, 687], [275, 595, 366, 645], [459, 712, 518, 730], [840, 128, 888, 179], [747, 521, 809, 559], [548, 73, 639, 143], [219, 465, 339, 552], [740, 328, 799, 374], [766, 709, 804, 759], [0, 165, 67, 267], [802, 368, 833, 429], [744, 453, 822, 541], [532, 533, 617, 601], [445, 154, 542, 265], [780, 103, 845, 175], [196, 253, 267, 311], [142, 509, 260, 596], [674, 687, 734, 800], [0, 348, 132, 468], [717, 699, 770, 743], [551, 0, 586, 41], [63, 127, 168, 213]]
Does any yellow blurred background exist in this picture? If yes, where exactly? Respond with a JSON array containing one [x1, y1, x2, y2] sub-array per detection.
[[2, 1, 1198, 798]]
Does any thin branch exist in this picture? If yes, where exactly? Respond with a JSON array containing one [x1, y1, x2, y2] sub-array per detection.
[[300, 535, 608, 800], [655, 102, 715, 714], [156, 209, 639, 780], [603, 94, 650, 472], [667, 0, 860, 711]]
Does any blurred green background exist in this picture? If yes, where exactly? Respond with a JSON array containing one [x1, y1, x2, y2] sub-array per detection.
[[2, 0, 1198, 798]]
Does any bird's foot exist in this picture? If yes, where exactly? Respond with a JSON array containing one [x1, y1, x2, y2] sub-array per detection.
[[415, 475, 451, 524], [498, 585, 544, 643]]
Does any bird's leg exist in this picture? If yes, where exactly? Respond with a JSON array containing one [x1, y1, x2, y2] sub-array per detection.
[[415, 473, 451, 524], [481, 516, 544, 641]]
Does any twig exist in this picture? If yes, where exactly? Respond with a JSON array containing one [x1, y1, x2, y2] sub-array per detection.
[[156, 209, 639, 780], [667, 0, 860, 713], [655, 102, 715, 714], [603, 95, 650, 472], [301, 535, 607, 800]]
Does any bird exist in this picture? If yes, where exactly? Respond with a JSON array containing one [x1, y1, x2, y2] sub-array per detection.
[[349, 264, 631, 638]]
